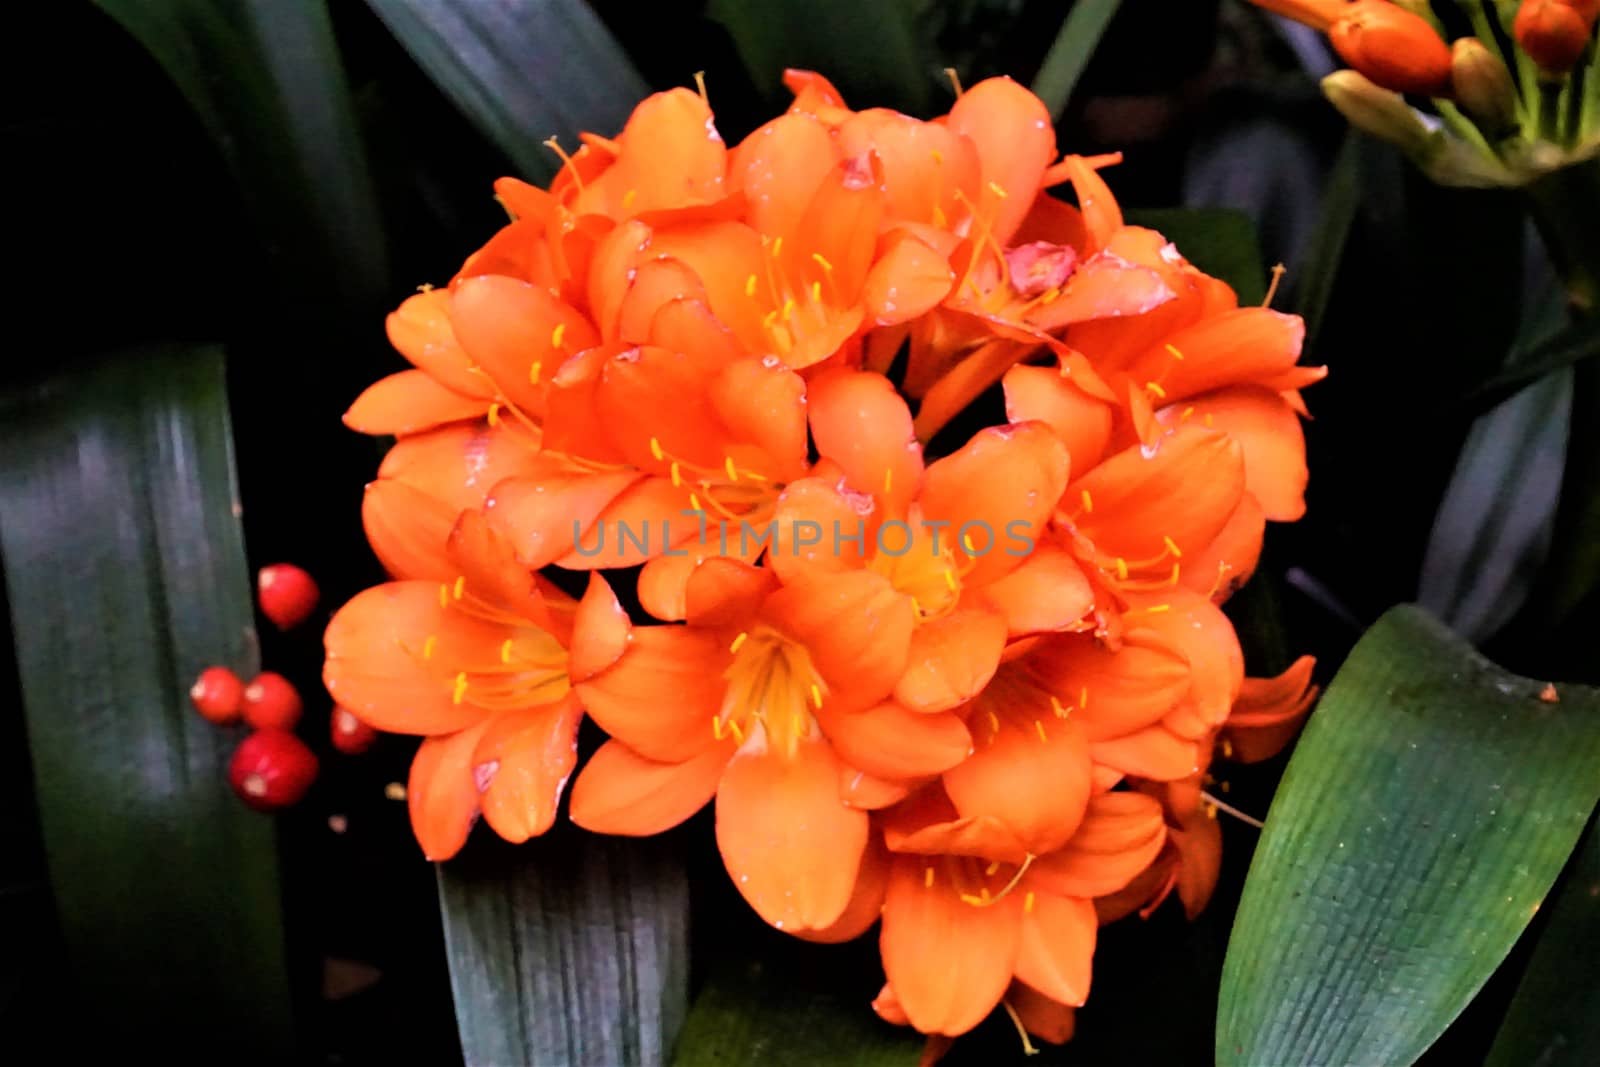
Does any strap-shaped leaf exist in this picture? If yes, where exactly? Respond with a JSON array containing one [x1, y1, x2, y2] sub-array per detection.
[[438, 833, 689, 1066], [0, 348, 292, 1054], [1031, 0, 1123, 120], [1485, 821, 1600, 1067], [1217, 605, 1600, 1066], [90, 0, 387, 304], [1126, 207, 1268, 305], [364, 0, 649, 183]]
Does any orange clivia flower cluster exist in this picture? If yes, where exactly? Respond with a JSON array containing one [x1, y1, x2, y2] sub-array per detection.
[[323, 70, 1324, 1050]]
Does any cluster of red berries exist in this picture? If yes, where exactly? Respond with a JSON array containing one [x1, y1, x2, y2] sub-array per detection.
[[189, 563, 377, 811]]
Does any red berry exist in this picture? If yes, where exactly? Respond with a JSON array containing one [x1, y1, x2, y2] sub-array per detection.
[[190, 666, 244, 724], [330, 707, 379, 754], [242, 671, 303, 730], [229, 729, 318, 811], [258, 563, 320, 630]]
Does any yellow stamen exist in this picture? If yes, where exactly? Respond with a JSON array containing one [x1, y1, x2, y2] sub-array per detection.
[[986, 710, 1001, 734], [932, 203, 948, 227], [781, 298, 796, 321], [1180, 405, 1195, 422], [944, 67, 964, 97], [930, 149, 944, 165], [1050, 695, 1069, 719], [438, 583, 448, 608], [810, 683, 823, 709], [529, 361, 542, 385], [1024, 891, 1036, 913], [542, 137, 585, 192], [1002, 1000, 1040, 1057], [962, 532, 977, 554], [693, 70, 708, 103], [1263, 262, 1287, 307], [924, 866, 935, 888], [724, 456, 739, 482], [622, 188, 637, 210], [1163, 535, 1184, 558], [689, 492, 703, 512], [650, 437, 664, 461], [423, 635, 437, 660], [883, 468, 893, 493], [728, 718, 744, 743], [1080, 686, 1089, 710], [744, 273, 757, 297], [810, 281, 821, 303], [1081, 489, 1093, 513], [452, 672, 468, 705], [1035, 720, 1048, 743], [487, 403, 501, 427], [1115, 557, 1129, 580], [453, 576, 465, 600], [771, 236, 783, 257], [1222, 738, 1235, 758], [713, 715, 724, 740], [500, 639, 513, 664], [551, 323, 566, 349], [1165, 342, 1185, 361], [670, 462, 682, 487], [985, 861, 1000, 876], [1145, 381, 1167, 399], [730, 631, 749, 653], [943, 569, 958, 591], [1144, 603, 1172, 614], [987, 180, 1009, 199]]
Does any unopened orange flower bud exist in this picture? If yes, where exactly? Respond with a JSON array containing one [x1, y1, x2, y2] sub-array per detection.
[[1451, 38, 1519, 134], [1329, 0, 1454, 97], [1556, 0, 1600, 27], [1515, 0, 1593, 75]]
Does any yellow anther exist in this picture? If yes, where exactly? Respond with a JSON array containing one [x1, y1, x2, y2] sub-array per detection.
[[728, 718, 744, 743], [932, 204, 948, 227], [670, 462, 682, 487], [712, 715, 724, 740], [986, 710, 1001, 734], [781, 298, 796, 321], [689, 492, 703, 512], [650, 437, 665, 461], [962, 532, 977, 553], [730, 631, 749, 653], [1035, 720, 1048, 743], [744, 273, 757, 297], [987, 180, 1009, 199], [423, 635, 437, 660], [1041, 286, 1062, 303], [811, 252, 834, 272], [910, 596, 922, 615], [1165, 343, 1185, 361], [622, 188, 638, 210], [453, 576, 465, 600], [924, 866, 935, 888], [986, 861, 1000, 876], [438, 583, 449, 608], [1180, 405, 1195, 422], [944, 569, 958, 591], [1204, 413, 1215, 428], [500, 639, 513, 664], [1145, 381, 1168, 399], [694, 69, 708, 102], [762, 309, 779, 329], [724, 456, 739, 482], [1163, 535, 1184, 558], [1080, 686, 1089, 710], [1050, 695, 1069, 719], [1206, 803, 1219, 820], [945, 66, 964, 96], [980, 887, 992, 903], [930, 149, 944, 165], [883, 468, 893, 493], [810, 281, 822, 303], [1115, 557, 1129, 581], [771, 236, 783, 257], [1081, 489, 1094, 513], [960, 893, 985, 906], [529, 361, 542, 385], [551, 323, 567, 349], [1169, 562, 1182, 586], [452, 672, 469, 705], [487, 403, 501, 427], [1222, 738, 1235, 758], [811, 683, 823, 709], [1145, 603, 1172, 614], [1024, 891, 1036, 913]]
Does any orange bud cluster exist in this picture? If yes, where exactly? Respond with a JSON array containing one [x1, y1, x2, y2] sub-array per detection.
[[1329, 0, 1454, 96], [1516, 0, 1598, 74]]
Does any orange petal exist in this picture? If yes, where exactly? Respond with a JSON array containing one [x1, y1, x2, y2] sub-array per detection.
[[819, 699, 973, 781], [841, 766, 917, 810], [1014, 893, 1096, 1006], [1003, 364, 1113, 472], [1027, 792, 1168, 897], [731, 112, 837, 237], [1159, 386, 1307, 521], [1007, 983, 1077, 1045], [472, 693, 582, 844], [862, 233, 955, 326], [323, 582, 496, 735], [569, 737, 733, 835], [782, 152, 885, 306], [650, 221, 769, 351], [1122, 307, 1306, 400], [881, 853, 1022, 1036], [485, 469, 643, 568], [446, 510, 553, 632], [808, 369, 923, 514], [769, 476, 874, 586], [648, 296, 744, 366], [614, 257, 710, 345], [684, 556, 776, 629], [577, 624, 726, 762], [919, 422, 1070, 587], [793, 832, 891, 944], [837, 109, 979, 227], [568, 573, 632, 682], [893, 609, 1007, 713], [362, 479, 456, 581], [709, 356, 810, 483], [1178, 490, 1266, 603], [716, 735, 869, 932], [386, 288, 489, 399], [1059, 156, 1123, 252], [1023, 632, 1190, 741], [555, 475, 707, 570], [1067, 426, 1244, 567], [946, 77, 1056, 244], [595, 344, 731, 471], [378, 420, 542, 514], [978, 546, 1093, 638], [407, 720, 491, 861], [1171, 810, 1223, 918], [583, 88, 727, 217], [1126, 591, 1244, 736], [762, 570, 915, 705], [344, 370, 489, 436], [1224, 654, 1319, 763], [450, 275, 599, 415], [945, 704, 1092, 857], [1026, 251, 1175, 333], [1089, 725, 1203, 781], [882, 788, 1033, 864]]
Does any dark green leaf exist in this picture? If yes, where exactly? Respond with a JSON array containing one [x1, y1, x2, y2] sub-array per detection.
[[1217, 605, 1600, 1066], [0, 347, 293, 1055], [708, 0, 933, 115], [1126, 207, 1268, 305], [1485, 820, 1600, 1067], [1030, 0, 1122, 121], [1463, 310, 1600, 413], [90, 0, 387, 304], [672, 956, 922, 1067], [438, 833, 689, 1066], [365, 0, 649, 184], [1293, 132, 1365, 348]]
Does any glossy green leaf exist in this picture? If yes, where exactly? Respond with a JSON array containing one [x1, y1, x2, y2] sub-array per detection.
[[365, 0, 649, 183], [1126, 207, 1267, 305], [1485, 821, 1600, 1067], [1464, 311, 1600, 412], [90, 0, 387, 304], [0, 347, 292, 1055], [672, 956, 922, 1067], [1030, 0, 1122, 120], [1217, 605, 1600, 1066], [709, 0, 933, 115], [438, 833, 689, 1066], [1294, 132, 1365, 347]]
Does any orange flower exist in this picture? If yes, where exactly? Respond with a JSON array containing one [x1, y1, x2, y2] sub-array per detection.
[[323, 510, 579, 860]]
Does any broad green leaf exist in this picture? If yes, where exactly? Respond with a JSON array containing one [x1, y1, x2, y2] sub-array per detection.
[[672, 956, 921, 1067], [0, 347, 292, 1055], [365, 0, 649, 183], [438, 832, 689, 1066], [1217, 605, 1600, 1067], [1126, 207, 1267, 305], [709, 0, 933, 115], [1030, 0, 1122, 121], [91, 0, 387, 305], [1485, 821, 1600, 1067]]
